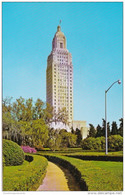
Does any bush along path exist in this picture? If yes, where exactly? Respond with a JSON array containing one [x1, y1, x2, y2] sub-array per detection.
[[3, 155, 48, 191], [42, 155, 123, 191], [37, 161, 69, 191]]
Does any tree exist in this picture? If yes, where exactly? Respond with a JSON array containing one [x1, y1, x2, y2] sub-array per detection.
[[88, 124, 96, 137], [96, 125, 102, 137], [102, 119, 110, 137], [59, 130, 77, 148], [12, 97, 26, 121], [118, 118, 123, 137], [107, 122, 111, 136], [33, 98, 44, 120], [31, 118, 49, 148], [47, 128, 60, 151], [43, 103, 53, 124], [101, 119, 106, 136], [52, 107, 68, 126], [2, 97, 13, 113], [2, 97, 21, 143], [75, 128, 82, 146], [25, 98, 34, 121], [71, 127, 75, 134], [111, 121, 118, 135], [2, 97, 50, 147], [57, 107, 68, 125]]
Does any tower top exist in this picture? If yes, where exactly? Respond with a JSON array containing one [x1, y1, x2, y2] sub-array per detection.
[[57, 25, 61, 32], [57, 20, 61, 32], [52, 23, 66, 50]]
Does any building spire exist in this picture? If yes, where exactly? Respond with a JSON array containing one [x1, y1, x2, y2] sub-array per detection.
[[57, 20, 61, 32]]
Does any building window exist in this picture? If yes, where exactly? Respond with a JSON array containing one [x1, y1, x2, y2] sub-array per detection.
[[60, 43, 63, 48]]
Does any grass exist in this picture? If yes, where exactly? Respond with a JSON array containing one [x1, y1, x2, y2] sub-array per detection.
[[3, 155, 48, 191], [3, 148, 123, 191], [42, 154, 123, 191]]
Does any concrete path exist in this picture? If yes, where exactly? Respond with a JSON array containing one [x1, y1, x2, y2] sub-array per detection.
[[37, 161, 69, 191]]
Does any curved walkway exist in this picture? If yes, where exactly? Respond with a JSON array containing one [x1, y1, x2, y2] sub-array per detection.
[[37, 161, 69, 191]]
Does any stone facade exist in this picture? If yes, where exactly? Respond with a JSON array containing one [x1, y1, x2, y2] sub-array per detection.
[[46, 25, 88, 139], [46, 25, 73, 124]]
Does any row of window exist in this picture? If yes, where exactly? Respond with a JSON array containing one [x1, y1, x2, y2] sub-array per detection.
[[54, 64, 72, 69]]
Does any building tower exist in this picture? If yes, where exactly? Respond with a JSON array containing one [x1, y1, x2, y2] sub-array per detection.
[[46, 25, 73, 129]]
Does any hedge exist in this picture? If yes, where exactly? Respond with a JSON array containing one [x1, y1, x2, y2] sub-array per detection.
[[3, 155, 48, 191], [42, 154, 123, 191], [3, 139, 24, 166], [3, 156, 5, 167], [65, 155, 123, 162]]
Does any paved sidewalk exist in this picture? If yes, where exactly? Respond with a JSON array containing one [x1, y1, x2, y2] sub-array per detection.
[[37, 161, 69, 191]]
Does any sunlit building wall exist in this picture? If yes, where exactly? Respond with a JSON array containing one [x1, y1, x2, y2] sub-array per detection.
[[46, 25, 73, 126]]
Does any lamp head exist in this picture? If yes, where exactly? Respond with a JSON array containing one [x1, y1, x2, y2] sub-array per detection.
[[118, 80, 121, 84]]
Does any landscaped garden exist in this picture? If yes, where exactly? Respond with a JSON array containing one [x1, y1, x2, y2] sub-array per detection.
[[3, 139, 48, 191], [39, 154, 123, 191], [2, 97, 123, 191], [3, 139, 123, 191]]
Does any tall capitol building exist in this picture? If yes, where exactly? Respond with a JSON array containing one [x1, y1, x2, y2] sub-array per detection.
[[46, 25, 73, 126], [46, 24, 88, 138]]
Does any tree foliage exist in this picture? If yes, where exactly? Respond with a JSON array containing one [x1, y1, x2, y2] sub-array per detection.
[[88, 124, 96, 137], [118, 118, 123, 136], [2, 97, 51, 148], [108, 135, 123, 151], [111, 121, 118, 135], [81, 135, 122, 151], [2, 97, 77, 150], [75, 128, 82, 146], [96, 125, 102, 137]]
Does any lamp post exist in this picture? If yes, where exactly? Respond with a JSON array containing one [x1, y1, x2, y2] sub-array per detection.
[[105, 80, 121, 155]]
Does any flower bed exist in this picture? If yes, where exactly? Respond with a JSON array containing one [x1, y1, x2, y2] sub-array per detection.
[[21, 146, 37, 153]]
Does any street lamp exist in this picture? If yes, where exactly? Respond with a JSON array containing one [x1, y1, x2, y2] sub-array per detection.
[[105, 80, 121, 155]]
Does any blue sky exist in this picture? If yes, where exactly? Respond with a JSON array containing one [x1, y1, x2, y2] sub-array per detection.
[[2, 2, 123, 127]]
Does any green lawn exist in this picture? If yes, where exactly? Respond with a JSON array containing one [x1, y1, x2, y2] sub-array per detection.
[[60, 156, 123, 191], [3, 149, 123, 191], [3, 155, 48, 191], [39, 153, 123, 191]]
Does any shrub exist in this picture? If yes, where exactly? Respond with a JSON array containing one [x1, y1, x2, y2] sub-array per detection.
[[44, 155, 123, 191], [3, 156, 5, 167], [21, 146, 37, 153], [3, 155, 48, 191], [81, 137, 103, 150], [108, 135, 123, 151], [3, 139, 24, 166], [81, 137, 96, 150], [81, 135, 123, 151], [96, 137, 105, 150]]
